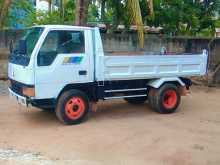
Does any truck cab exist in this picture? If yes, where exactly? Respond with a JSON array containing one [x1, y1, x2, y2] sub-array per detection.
[[8, 25, 208, 125], [9, 26, 95, 107]]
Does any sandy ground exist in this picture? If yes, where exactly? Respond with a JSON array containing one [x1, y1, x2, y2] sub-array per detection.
[[0, 81, 220, 165]]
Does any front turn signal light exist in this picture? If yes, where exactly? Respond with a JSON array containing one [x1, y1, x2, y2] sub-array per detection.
[[23, 87, 35, 97]]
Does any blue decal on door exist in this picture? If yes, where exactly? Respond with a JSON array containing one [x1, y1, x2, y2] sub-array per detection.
[[63, 56, 83, 64]]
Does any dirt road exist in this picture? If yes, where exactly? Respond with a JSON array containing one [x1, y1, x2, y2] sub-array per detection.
[[0, 81, 220, 165]]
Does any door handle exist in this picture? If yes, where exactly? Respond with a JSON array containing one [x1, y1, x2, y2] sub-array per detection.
[[79, 70, 87, 75]]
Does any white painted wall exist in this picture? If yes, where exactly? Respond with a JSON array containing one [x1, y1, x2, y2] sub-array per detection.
[[36, 0, 58, 11], [36, 0, 49, 11]]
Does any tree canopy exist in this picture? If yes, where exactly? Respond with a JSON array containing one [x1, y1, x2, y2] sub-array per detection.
[[0, 0, 220, 37]]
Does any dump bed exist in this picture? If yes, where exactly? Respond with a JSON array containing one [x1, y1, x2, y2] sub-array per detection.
[[103, 51, 208, 81]]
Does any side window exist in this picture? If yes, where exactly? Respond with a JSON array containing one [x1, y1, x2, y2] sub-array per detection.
[[58, 31, 85, 54], [37, 30, 85, 66]]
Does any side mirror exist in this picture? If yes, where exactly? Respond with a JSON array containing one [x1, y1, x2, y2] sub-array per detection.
[[18, 40, 27, 54]]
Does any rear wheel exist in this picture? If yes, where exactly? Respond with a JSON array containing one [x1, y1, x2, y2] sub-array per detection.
[[55, 89, 89, 125], [148, 88, 157, 109], [124, 97, 147, 104], [149, 84, 180, 114]]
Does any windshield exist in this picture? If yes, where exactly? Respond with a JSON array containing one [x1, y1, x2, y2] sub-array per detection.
[[9, 27, 44, 66]]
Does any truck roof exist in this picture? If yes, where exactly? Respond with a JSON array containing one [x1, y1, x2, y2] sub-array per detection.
[[34, 25, 95, 30]]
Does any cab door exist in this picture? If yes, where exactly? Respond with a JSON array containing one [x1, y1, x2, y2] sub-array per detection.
[[34, 29, 94, 99]]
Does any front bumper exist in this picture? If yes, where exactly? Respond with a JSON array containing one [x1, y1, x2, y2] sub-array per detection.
[[9, 88, 55, 109], [9, 88, 29, 107]]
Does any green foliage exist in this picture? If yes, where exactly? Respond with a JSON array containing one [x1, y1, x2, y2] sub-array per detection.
[[3, 0, 220, 37], [196, 28, 214, 37], [144, 0, 219, 36], [6, 0, 35, 28], [0, 0, 3, 8], [214, 18, 220, 28], [63, 0, 75, 24], [24, 0, 76, 26], [28, 10, 63, 26], [87, 3, 99, 22]]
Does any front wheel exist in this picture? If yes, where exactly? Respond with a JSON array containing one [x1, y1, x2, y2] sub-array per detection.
[[55, 89, 89, 125], [149, 84, 181, 114]]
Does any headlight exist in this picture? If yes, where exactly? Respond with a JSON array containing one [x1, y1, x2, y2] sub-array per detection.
[[22, 87, 35, 97]]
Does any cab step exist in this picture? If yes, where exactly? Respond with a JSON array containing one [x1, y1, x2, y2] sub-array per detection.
[[104, 94, 147, 100]]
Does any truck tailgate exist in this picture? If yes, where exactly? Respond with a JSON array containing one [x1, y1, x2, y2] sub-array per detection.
[[103, 51, 208, 80]]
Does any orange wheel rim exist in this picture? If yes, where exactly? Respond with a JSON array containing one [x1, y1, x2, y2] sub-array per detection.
[[162, 90, 177, 109], [65, 97, 85, 120]]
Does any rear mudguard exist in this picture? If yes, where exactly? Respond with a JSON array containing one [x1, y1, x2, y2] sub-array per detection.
[[147, 77, 186, 89]]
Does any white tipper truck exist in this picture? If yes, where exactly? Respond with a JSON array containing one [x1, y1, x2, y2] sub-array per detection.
[[8, 25, 208, 125]]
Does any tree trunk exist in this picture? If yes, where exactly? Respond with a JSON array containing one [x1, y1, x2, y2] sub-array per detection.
[[146, 0, 154, 16], [112, 0, 120, 28], [101, 0, 106, 22], [0, 0, 12, 29], [48, 0, 52, 13], [60, 0, 64, 22], [75, 0, 90, 26], [127, 0, 144, 48]]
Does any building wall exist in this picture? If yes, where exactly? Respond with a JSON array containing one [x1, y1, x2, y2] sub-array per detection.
[[0, 30, 220, 83]]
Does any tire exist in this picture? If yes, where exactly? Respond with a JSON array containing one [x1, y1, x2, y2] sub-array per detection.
[[55, 89, 89, 125], [124, 97, 147, 104], [151, 84, 181, 114], [148, 88, 157, 109]]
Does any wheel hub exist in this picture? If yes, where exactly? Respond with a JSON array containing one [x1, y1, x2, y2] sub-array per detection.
[[65, 97, 85, 120], [162, 90, 177, 109]]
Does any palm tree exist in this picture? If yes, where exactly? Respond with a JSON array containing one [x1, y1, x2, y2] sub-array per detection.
[[146, 0, 154, 16], [74, 0, 154, 48], [75, 0, 90, 26], [60, 0, 64, 22], [0, 0, 12, 29], [127, 0, 144, 48], [127, 0, 154, 48], [48, 0, 52, 12], [100, 0, 106, 21]]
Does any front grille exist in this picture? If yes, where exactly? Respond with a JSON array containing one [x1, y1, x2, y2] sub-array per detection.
[[9, 79, 24, 96]]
